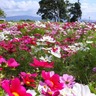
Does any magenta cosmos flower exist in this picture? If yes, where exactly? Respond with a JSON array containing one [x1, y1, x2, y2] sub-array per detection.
[[41, 70, 63, 91], [7, 58, 20, 68], [0, 56, 6, 64], [30, 58, 54, 68], [1, 78, 32, 96]]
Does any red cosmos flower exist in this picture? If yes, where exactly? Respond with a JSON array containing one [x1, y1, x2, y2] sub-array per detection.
[[41, 70, 63, 91], [20, 72, 37, 88], [21, 75, 36, 88], [30, 58, 54, 68], [7, 58, 20, 68], [30, 39, 36, 45], [17, 24, 25, 31], [1, 78, 32, 96]]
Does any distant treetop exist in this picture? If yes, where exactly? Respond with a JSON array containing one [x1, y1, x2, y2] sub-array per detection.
[[0, 8, 6, 18]]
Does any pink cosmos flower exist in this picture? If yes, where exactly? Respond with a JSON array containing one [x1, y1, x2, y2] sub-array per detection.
[[30, 58, 54, 68], [60, 74, 75, 88], [0, 56, 6, 64], [41, 70, 63, 91], [1, 78, 32, 96], [7, 58, 20, 68]]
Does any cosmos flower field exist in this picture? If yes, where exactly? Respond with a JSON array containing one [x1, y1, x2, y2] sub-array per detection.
[[0, 21, 96, 96]]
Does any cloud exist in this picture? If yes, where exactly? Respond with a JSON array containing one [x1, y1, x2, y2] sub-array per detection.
[[69, 0, 77, 3], [81, 2, 96, 20], [0, 0, 40, 16], [81, 3, 96, 13]]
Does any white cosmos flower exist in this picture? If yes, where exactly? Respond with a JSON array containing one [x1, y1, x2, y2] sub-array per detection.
[[68, 42, 89, 52], [8, 22, 17, 26], [39, 55, 52, 62], [72, 83, 96, 96], [3, 30, 10, 35], [35, 21, 46, 28], [42, 45, 61, 58], [27, 89, 37, 96], [80, 22, 86, 26], [38, 35, 56, 43], [86, 41, 93, 44], [74, 42, 84, 47], [38, 83, 48, 94], [68, 45, 79, 52], [60, 87, 75, 96], [0, 33, 7, 41], [37, 41, 47, 45], [50, 45, 61, 58], [94, 25, 96, 28]]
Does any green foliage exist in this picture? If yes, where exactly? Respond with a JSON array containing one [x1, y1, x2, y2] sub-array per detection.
[[60, 46, 96, 84], [0, 87, 4, 96], [89, 82, 96, 94], [0, 20, 5, 23], [31, 28, 45, 35]]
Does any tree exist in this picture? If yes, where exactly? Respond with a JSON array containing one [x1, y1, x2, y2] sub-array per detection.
[[37, 0, 70, 22], [69, 2, 82, 22], [37, 0, 82, 22], [0, 8, 6, 18]]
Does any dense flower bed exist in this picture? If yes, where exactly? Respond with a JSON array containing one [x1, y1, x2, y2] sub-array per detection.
[[0, 21, 96, 96]]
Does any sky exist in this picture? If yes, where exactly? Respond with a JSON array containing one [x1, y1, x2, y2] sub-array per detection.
[[0, 0, 96, 20]]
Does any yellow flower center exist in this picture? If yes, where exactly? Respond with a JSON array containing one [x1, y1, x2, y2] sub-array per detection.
[[26, 81, 30, 84], [44, 85, 47, 88], [48, 91, 53, 95], [12, 92, 19, 96], [27, 72, 31, 74]]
